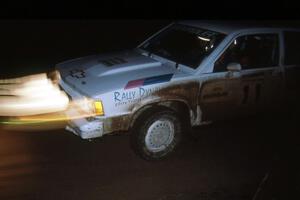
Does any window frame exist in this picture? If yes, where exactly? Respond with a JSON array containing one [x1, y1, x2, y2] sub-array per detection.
[[211, 30, 282, 74]]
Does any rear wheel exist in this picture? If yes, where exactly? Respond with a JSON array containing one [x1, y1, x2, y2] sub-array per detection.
[[131, 107, 182, 160]]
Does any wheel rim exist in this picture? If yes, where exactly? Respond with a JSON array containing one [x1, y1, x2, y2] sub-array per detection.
[[145, 118, 175, 153]]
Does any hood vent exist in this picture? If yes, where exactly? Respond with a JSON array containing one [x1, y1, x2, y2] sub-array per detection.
[[98, 57, 128, 67]]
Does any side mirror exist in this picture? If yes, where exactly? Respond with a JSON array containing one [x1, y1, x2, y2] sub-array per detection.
[[226, 62, 241, 72]]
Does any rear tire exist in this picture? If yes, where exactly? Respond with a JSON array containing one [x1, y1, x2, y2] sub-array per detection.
[[130, 107, 182, 160]]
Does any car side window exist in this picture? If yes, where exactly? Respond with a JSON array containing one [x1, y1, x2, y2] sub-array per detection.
[[214, 34, 279, 72], [284, 31, 300, 65]]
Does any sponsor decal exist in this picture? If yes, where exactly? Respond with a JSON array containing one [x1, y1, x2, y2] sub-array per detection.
[[124, 74, 173, 90], [201, 86, 229, 102], [114, 87, 162, 107], [202, 91, 228, 99]]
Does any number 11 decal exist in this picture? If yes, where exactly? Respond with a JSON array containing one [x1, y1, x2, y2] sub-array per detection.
[[242, 83, 261, 104]]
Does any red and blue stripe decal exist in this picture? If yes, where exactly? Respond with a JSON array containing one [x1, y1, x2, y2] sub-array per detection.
[[125, 74, 173, 90]]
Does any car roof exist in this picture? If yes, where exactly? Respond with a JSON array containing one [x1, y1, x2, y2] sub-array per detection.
[[178, 20, 300, 34]]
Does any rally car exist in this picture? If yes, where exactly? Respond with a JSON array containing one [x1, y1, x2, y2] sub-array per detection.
[[56, 21, 300, 160]]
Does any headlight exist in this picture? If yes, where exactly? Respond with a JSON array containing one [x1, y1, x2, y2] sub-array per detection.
[[75, 98, 105, 116], [84, 98, 104, 116], [93, 100, 104, 116]]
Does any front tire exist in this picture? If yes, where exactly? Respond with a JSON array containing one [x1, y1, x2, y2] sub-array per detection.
[[131, 107, 182, 160]]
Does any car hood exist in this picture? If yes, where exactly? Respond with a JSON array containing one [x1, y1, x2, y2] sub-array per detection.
[[56, 50, 178, 97]]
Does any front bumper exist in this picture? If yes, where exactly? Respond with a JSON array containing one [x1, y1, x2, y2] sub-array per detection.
[[65, 107, 104, 139], [58, 77, 104, 139]]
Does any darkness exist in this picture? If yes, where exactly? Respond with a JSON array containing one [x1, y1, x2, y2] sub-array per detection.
[[0, 20, 170, 78], [0, 20, 300, 200]]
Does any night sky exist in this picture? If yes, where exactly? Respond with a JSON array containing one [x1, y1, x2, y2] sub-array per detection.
[[0, 20, 170, 78]]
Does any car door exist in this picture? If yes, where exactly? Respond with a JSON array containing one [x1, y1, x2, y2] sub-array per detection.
[[199, 70, 242, 121], [199, 40, 243, 121], [199, 32, 283, 121], [236, 33, 284, 114]]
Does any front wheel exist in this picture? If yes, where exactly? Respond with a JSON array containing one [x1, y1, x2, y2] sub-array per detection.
[[131, 107, 182, 160]]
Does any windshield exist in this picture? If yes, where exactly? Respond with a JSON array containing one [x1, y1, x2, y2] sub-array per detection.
[[140, 24, 226, 69]]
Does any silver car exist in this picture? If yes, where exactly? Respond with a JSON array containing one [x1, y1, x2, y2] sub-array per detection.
[[56, 21, 300, 160]]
